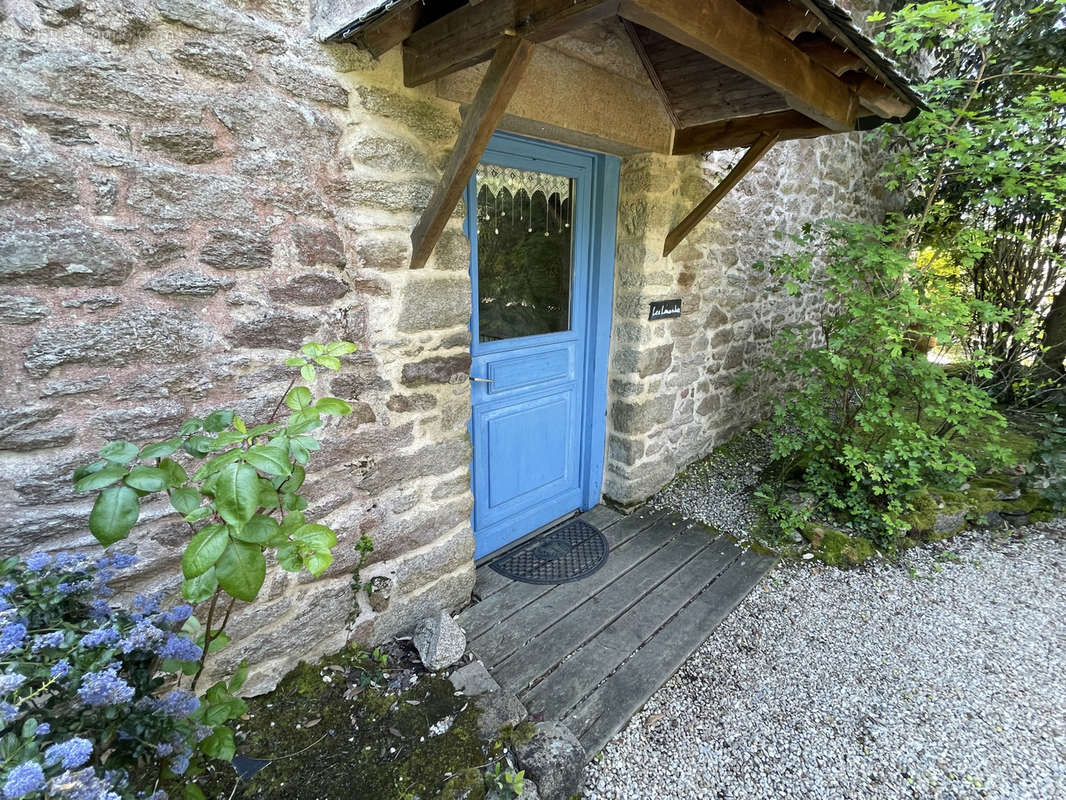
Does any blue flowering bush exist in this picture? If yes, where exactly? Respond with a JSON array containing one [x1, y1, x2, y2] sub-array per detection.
[[0, 552, 244, 799]]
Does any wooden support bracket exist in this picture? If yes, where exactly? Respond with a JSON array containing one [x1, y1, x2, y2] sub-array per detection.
[[662, 131, 780, 257], [410, 35, 535, 270]]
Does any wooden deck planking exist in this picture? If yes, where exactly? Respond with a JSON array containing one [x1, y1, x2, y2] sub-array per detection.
[[487, 524, 713, 691], [459, 506, 666, 640], [467, 509, 681, 667], [563, 551, 778, 754], [518, 539, 743, 717]]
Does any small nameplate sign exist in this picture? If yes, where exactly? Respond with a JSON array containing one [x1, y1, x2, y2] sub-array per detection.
[[648, 299, 682, 320]]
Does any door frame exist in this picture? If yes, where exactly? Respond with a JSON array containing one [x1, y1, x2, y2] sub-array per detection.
[[464, 132, 620, 555]]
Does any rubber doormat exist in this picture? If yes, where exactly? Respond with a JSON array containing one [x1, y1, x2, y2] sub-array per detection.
[[489, 519, 609, 584]]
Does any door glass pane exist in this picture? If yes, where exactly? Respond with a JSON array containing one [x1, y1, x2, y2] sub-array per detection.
[[476, 163, 573, 343]]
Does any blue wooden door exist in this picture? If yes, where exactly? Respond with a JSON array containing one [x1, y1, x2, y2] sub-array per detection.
[[466, 134, 619, 559]]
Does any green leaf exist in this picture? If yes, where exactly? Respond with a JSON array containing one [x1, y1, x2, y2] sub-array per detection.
[[284, 386, 312, 411], [182, 568, 218, 603], [184, 435, 215, 457], [279, 511, 306, 535], [232, 514, 280, 545], [139, 440, 179, 460], [99, 441, 139, 465], [305, 551, 333, 577], [170, 487, 202, 514], [280, 464, 306, 493], [214, 464, 261, 526], [193, 448, 244, 481], [276, 543, 301, 572], [185, 784, 207, 800], [315, 397, 352, 416], [73, 459, 107, 483], [158, 458, 189, 487], [244, 444, 292, 477], [284, 357, 306, 367], [301, 342, 325, 357], [312, 355, 341, 371], [325, 341, 358, 356], [124, 465, 169, 492], [228, 660, 249, 694], [182, 524, 228, 579], [178, 418, 204, 436], [281, 492, 308, 511], [199, 726, 235, 761], [292, 523, 337, 553], [233, 415, 247, 434], [301, 364, 315, 382], [215, 540, 266, 602], [89, 486, 140, 545], [204, 410, 235, 433], [75, 463, 128, 492], [184, 505, 214, 524]]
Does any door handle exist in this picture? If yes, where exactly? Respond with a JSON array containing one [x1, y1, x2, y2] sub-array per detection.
[[469, 376, 495, 383]]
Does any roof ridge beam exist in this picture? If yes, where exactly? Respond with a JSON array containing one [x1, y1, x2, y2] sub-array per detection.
[[619, 0, 859, 132]]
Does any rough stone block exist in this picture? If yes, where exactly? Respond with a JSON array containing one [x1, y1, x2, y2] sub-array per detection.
[[397, 275, 470, 333], [355, 85, 456, 143], [91, 401, 189, 442], [143, 270, 234, 297], [21, 110, 97, 146], [24, 308, 214, 377], [229, 309, 320, 349], [354, 232, 409, 271], [268, 273, 349, 306], [172, 38, 252, 82], [0, 294, 49, 324], [200, 227, 274, 271], [0, 405, 75, 451], [610, 396, 673, 436], [269, 54, 349, 107], [0, 139, 79, 207], [515, 722, 585, 800], [400, 354, 471, 387], [0, 224, 134, 287], [140, 126, 222, 164], [291, 224, 345, 268], [413, 611, 466, 671], [127, 166, 256, 221]]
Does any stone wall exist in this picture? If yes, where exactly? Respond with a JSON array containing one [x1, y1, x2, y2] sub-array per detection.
[[0, 0, 477, 694], [602, 136, 891, 505]]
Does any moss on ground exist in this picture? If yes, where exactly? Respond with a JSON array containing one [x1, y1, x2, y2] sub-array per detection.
[[196, 644, 505, 800]]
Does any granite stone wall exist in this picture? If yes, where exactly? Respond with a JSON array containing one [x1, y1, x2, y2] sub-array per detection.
[[602, 136, 891, 505], [0, 0, 476, 694]]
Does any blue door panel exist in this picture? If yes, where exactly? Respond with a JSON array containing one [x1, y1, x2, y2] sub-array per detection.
[[468, 133, 619, 559]]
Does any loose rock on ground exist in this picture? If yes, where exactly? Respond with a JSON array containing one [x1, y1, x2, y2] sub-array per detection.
[[584, 525, 1066, 800]]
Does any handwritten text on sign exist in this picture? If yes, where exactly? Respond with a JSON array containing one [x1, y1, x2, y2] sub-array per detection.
[[648, 299, 682, 320]]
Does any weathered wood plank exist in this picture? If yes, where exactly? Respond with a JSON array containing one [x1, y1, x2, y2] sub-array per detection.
[[403, 0, 618, 87], [663, 131, 779, 256], [468, 511, 692, 668], [459, 506, 668, 638], [470, 505, 625, 602], [794, 33, 865, 76], [409, 34, 534, 270], [619, 0, 859, 132], [671, 109, 829, 154], [493, 522, 717, 693], [565, 551, 778, 754], [750, 0, 821, 39], [518, 540, 743, 717]]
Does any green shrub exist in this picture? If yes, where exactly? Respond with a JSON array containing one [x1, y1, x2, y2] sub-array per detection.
[[755, 221, 1010, 546]]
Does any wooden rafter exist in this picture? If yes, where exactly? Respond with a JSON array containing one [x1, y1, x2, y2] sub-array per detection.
[[793, 34, 865, 76], [622, 18, 682, 128], [663, 131, 780, 256], [410, 35, 535, 269], [619, 0, 859, 132], [671, 110, 828, 154], [845, 73, 913, 119], [402, 0, 617, 88], [358, 1, 424, 57], [749, 0, 821, 39]]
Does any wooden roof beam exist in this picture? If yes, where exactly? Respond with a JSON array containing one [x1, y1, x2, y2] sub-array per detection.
[[749, 0, 821, 39], [403, 0, 617, 88], [846, 73, 914, 119], [663, 131, 780, 256], [619, 0, 859, 132], [671, 110, 828, 154], [410, 35, 535, 269], [793, 34, 865, 76]]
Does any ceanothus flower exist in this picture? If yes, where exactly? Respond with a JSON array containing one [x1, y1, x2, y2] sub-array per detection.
[[119, 619, 165, 655], [2, 761, 45, 799], [0, 672, 26, 695], [168, 750, 191, 776], [158, 633, 201, 662], [88, 600, 112, 623], [34, 723, 50, 737], [24, 553, 51, 572], [158, 690, 199, 717], [80, 626, 120, 649], [77, 667, 134, 707], [50, 660, 71, 680], [44, 737, 94, 770], [0, 701, 18, 724], [0, 583, 14, 596], [130, 593, 161, 621], [31, 630, 65, 652], [154, 605, 192, 628], [0, 623, 26, 655]]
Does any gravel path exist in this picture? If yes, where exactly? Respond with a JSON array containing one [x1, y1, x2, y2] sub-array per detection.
[[583, 526, 1066, 800]]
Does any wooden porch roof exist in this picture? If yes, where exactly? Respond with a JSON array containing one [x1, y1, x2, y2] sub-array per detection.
[[320, 0, 922, 266]]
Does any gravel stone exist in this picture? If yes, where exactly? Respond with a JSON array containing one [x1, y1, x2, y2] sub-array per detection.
[[584, 525, 1066, 800]]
